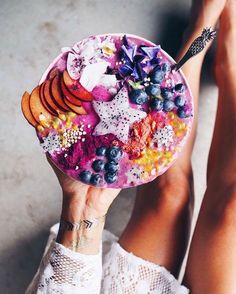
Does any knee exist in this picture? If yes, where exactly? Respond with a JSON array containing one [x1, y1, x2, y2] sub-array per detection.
[[160, 180, 193, 216], [147, 171, 194, 217], [207, 182, 236, 228]]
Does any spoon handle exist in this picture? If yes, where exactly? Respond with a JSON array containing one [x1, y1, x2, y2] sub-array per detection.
[[174, 27, 217, 72]]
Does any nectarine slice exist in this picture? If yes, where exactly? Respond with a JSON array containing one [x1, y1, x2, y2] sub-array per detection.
[[30, 85, 52, 123], [40, 83, 56, 115], [21, 91, 38, 127], [63, 70, 93, 102], [51, 75, 71, 111], [64, 97, 87, 115], [48, 67, 58, 79], [60, 77, 82, 107], [43, 79, 60, 115]]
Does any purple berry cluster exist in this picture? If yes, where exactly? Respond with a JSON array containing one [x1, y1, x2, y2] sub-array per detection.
[[148, 64, 190, 118], [79, 146, 123, 186], [128, 61, 191, 119]]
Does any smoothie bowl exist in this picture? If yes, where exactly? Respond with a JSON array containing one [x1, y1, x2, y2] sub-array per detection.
[[21, 34, 193, 188]]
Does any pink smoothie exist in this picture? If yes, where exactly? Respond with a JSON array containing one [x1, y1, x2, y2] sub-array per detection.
[[37, 34, 193, 188]]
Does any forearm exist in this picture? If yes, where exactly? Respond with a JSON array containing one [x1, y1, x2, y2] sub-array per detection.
[[26, 193, 104, 293], [56, 192, 105, 255]]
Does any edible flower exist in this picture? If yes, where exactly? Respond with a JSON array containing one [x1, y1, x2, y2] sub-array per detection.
[[139, 45, 161, 67], [100, 36, 117, 56], [118, 35, 161, 81], [118, 35, 147, 81]]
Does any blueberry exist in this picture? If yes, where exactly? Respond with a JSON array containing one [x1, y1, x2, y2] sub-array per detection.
[[177, 107, 187, 118], [104, 172, 118, 184], [162, 63, 171, 73], [90, 174, 103, 186], [105, 160, 119, 173], [145, 84, 161, 96], [130, 89, 148, 105], [79, 170, 92, 183], [92, 159, 105, 172], [150, 98, 163, 111], [106, 147, 123, 161], [163, 99, 175, 112], [150, 67, 165, 84], [161, 87, 174, 100], [175, 83, 185, 93], [96, 146, 107, 156], [174, 95, 186, 107]]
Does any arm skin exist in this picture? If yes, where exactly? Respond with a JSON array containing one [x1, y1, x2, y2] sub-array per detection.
[[48, 156, 120, 255]]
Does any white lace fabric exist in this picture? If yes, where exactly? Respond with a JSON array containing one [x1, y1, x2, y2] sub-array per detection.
[[25, 223, 189, 294], [102, 242, 189, 294], [26, 224, 102, 294]]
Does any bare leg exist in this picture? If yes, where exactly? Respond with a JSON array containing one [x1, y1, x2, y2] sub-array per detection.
[[183, 1, 236, 292], [119, 0, 226, 277]]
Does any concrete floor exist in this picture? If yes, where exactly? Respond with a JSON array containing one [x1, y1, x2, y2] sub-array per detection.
[[0, 0, 218, 293]]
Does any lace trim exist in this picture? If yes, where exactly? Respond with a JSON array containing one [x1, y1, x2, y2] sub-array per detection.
[[102, 242, 189, 294], [26, 241, 102, 294], [26, 224, 189, 294]]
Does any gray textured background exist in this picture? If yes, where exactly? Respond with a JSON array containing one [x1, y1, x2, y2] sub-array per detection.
[[0, 0, 218, 293]]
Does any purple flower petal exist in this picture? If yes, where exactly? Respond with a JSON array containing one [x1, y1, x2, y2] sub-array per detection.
[[120, 35, 156, 81], [123, 35, 129, 47], [134, 63, 147, 80], [118, 64, 133, 77], [120, 52, 133, 67], [133, 54, 146, 63], [131, 67, 140, 80], [121, 45, 134, 63], [121, 44, 137, 63], [139, 45, 161, 59]]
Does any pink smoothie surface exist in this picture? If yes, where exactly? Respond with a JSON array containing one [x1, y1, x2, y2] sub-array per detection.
[[37, 33, 194, 188]]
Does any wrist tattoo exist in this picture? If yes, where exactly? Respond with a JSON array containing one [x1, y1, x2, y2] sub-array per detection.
[[68, 236, 91, 251], [59, 215, 106, 232]]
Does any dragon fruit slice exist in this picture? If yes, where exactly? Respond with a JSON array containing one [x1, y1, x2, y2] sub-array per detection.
[[98, 74, 117, 88], [92, 86, 147, 143], [80, 61, 109, 91], [67, 52, 83, 80]]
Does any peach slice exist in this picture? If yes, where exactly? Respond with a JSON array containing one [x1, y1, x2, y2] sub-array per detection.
[[63, 97, 87, 115], [21, 91, 38, 127], [60, 77, 82, 107], [40, 82, 56, 115], [43, 79, 60, 115], [48, 67, 58, 79], [30, 85, 52, 123], [63, 70, 93, 102], [51, 74, 71, 111]]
